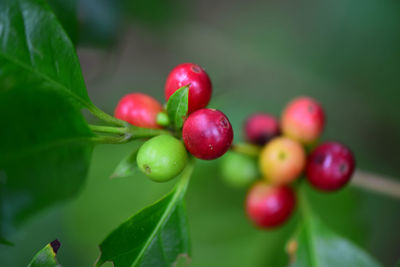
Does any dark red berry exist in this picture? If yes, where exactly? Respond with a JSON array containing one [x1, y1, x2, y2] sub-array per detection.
[[115, 93, 163, 129], [246, 182, 296, 228], [165, 63, 212, 114], [306, 142, 355, 191], [182, 108, 233, 160], [244, 113, 280, 145]]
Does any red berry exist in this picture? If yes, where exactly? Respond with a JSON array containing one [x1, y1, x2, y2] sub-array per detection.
[[114, 93, 163, 129], [165, 63, 212, 114], [244, 113, 280, 145], [281, 97, 325, 144], [246, 182, 296, 228], [306, 142, 355, 191], [182, 108, 233, 160]]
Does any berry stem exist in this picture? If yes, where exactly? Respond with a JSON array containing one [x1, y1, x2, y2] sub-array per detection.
[[351, 170, 400, 200], [127, 127, 172, 139], [91, 135, 131, 144], [89, 124, 172, 144], [174, 157, 195, 195], [88, 104, 126, 127], [89, 125, 127, 135], [298, 185, 312, 219], [297, 187, 320, 267], [231, 143, 261, 157]]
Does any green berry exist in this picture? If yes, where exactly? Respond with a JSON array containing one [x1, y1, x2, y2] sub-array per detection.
[[220, 151, 259, 188], [137, 135, 187, 182]]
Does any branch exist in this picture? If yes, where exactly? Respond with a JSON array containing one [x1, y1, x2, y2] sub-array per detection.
[[230, 143, 261, 157], [351, 170, 400, 199], [89, 124, 172, 144]]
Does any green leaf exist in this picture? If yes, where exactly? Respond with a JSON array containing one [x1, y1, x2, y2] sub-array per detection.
[[110, 144, 142, 179], [166, 85, 189, 129], [0, 89, 94, 223], [47, 0, 78, 44], [0, 236, 13, 246], [0, 0, 94, 229], [96, 161, 194, 267], [28, 240, 62, 267], [0, 0, 92, 109], [291, 190, 382, 267]]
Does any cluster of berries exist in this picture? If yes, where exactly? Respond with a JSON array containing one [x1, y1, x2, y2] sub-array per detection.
[[221, 97, 355, 228], [114, 63, 233, 182]]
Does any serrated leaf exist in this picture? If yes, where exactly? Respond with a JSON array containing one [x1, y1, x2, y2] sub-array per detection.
[[0, 0, 94, 231], [291, 190, 382, 267], [28, 240, 62, 267], [96, 161, 194, 267], [166, 85, 189, 129], [110, 145, 142, 179]]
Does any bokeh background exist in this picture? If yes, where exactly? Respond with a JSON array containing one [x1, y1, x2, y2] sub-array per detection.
[[1, 0, 400, 266]]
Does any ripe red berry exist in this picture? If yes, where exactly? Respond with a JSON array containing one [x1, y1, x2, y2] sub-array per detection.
[[244, 113, 280, 145], [114, 93, 163, 129], [306, 142, 355, 191], [246, 182, 296, 228], [182, 108, 233, 160], [165, 63, 212, 114], [281, 97, 325, 144]]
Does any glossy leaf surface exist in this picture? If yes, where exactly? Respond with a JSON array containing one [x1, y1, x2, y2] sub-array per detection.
[[47, 0, 78, 44], [96, 162, 193, 267], [0, 0, 92, 108], [0, 0, 94, 229], [166, 85, 189, 129]]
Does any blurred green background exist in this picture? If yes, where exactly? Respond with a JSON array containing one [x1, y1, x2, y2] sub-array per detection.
[[1, 0, 400, 266]]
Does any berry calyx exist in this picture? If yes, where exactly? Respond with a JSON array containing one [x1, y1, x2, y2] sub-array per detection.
[[156, 112, 170, 127], [182, 108, 233, 160], [244, 113, 280, 146], [246, 182, 296, 228], [259, 137, 306, 185], [114, 93, 163, 129], [220, 151, 258, 188], [306, 142, 355, 191], [165, 63, 212, 114], [136, 135, 187, 182], [281, 97, 325, 144]]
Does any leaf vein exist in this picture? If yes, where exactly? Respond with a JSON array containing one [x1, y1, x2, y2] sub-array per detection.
[[131, 188, 182, 266], [15, 0, 34, 66], [0, 51, 91, 109], [158, 234, 169, 264]]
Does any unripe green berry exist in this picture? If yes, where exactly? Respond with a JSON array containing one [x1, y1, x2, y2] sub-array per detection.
[[220, 151, 258, 188], [137, 135, 187, 182]]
